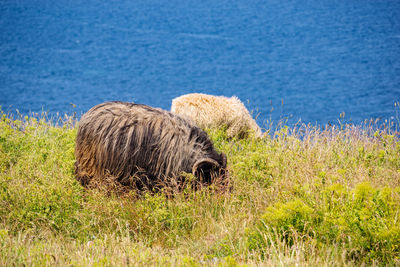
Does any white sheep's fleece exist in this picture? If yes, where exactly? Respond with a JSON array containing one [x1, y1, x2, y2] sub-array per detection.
[[171, 93, 263, 139]]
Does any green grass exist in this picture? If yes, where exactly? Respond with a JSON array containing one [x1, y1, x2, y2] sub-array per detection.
[[1, 111, 399, 266]]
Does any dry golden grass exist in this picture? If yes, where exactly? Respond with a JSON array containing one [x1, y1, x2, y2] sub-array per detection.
[[0, 111, 399, 266]]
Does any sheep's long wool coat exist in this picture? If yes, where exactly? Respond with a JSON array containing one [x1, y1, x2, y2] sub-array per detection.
[[75, 101, 227, 190], [171, 93, 262, 139]]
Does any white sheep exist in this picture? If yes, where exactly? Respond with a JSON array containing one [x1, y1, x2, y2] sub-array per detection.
[[171, 93, 263, 139]]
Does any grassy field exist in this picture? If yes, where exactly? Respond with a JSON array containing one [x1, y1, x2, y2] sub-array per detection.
[[0, 111, 399, 266]]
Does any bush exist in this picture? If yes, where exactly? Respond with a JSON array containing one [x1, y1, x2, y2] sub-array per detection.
[[247, 182, 400, 264]]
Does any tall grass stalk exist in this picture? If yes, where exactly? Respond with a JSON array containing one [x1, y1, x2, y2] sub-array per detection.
[[0, 110, 399, 266]]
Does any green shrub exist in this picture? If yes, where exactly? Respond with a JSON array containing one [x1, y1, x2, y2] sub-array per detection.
[[247, 182, 400, 264]]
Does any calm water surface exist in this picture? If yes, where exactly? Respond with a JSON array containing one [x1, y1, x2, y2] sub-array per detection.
[[1, 0, 400, 126]]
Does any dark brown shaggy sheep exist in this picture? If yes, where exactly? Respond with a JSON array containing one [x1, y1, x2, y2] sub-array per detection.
[[75, 101, 228, 192]]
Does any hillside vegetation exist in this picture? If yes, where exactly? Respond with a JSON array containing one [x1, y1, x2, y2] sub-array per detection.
[[0, 111, 399, 266]]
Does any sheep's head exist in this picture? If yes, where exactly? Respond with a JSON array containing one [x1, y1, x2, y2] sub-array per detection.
[[192, 152, 229, 189]]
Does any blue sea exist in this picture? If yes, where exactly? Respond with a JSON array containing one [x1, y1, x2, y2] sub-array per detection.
[[1, 0, 400, 127]]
